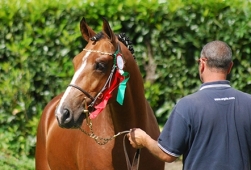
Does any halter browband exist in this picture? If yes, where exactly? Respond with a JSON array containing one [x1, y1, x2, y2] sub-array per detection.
[[83, 49, 113, 56]]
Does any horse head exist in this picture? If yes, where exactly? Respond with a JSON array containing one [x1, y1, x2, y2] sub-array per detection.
[[55, 18, 135, 128]]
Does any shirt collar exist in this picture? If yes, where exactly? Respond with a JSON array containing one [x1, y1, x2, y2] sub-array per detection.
[[199, 80, 231, 91]]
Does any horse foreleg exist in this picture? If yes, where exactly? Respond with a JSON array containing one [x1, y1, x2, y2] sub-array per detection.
[[35, 118, 51, 170]]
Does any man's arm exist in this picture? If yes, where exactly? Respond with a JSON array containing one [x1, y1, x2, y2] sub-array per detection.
[[127, 128, 177, 163]]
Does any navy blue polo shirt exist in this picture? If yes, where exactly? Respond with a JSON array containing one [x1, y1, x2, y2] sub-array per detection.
[[158, 81, 251, 170]]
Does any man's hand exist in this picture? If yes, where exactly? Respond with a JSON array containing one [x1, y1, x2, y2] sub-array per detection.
[[127, 128, 177, 162], [127, 128, 148, 149]]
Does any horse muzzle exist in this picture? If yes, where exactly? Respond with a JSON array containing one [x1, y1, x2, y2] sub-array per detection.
[[55, 107, 85, 129]]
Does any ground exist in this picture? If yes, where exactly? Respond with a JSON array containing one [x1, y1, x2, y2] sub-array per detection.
[[165, 160, 183, 170]]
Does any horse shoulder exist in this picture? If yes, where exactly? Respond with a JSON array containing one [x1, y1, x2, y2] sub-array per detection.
[[35, 93, 63, 170]]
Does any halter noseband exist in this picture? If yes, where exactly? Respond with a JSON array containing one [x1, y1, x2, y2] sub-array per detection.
[[68, 44, 121, 111], [68, 84, 95, 101]]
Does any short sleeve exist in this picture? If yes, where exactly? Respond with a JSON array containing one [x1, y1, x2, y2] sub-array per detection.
[[158, 106, 190, 157]]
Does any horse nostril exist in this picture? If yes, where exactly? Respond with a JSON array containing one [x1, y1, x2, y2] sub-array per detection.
[[62, 108, 72, 124]]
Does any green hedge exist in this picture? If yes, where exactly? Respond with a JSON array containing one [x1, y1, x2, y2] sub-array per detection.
[[1, 0, 251, 168]]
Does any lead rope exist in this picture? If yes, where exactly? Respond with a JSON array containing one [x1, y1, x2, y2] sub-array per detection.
[[79, 99, 141, 170], [123, 135, 141, 170]]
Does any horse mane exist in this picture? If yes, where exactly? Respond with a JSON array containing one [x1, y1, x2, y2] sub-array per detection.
[[117, 33, 135, 59], [90, 32, 135, 59]]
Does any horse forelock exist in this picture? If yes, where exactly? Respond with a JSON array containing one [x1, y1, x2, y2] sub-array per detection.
[[90, 32, 103, 42], [90, 31, 135, 59]]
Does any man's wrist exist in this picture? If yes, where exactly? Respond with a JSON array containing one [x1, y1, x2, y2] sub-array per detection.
[[142, 133, 152, 148]]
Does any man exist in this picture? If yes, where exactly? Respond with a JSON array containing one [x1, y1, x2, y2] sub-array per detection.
[[127, 41, 251, 170]]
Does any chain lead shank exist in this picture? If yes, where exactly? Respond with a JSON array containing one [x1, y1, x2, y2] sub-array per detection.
[[79, 99, 130, 145]]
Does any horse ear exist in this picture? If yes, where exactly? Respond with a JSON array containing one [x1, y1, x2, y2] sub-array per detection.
[[80, 17, 96, 42], [102, 18, 117, 48]]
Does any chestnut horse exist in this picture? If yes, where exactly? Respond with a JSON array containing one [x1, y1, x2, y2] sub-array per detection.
[[35, 17, 164, 170]]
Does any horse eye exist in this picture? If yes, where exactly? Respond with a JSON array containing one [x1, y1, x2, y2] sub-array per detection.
[[95, 62, 106, 72]]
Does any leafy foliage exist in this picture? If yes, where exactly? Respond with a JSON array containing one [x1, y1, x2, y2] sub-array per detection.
[[0, 0, 251, 168]]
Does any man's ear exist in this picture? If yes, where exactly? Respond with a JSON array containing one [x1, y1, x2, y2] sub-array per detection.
[[227, 61, 234, 74], [200, 61, 205, 74]]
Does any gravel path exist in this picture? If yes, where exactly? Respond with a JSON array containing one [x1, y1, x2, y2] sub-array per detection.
[[165, 161, 183, 170]]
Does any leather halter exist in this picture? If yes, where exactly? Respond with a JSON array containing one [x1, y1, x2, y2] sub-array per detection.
[[68, 84, 94, 101], [68, 44, 120, 111]]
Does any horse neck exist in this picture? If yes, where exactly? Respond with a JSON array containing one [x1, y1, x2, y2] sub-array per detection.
[[108, 60, 150, 132]]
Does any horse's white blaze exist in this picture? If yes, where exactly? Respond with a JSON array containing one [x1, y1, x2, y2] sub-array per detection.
[[55, 51, 91, 116]]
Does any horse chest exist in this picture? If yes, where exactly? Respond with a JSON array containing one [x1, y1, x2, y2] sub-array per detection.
[[76, 138, 116, 169], [47, 123, 121, 170]]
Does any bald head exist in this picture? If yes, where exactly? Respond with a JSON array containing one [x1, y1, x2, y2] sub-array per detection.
[[200, 41, 233, 72]]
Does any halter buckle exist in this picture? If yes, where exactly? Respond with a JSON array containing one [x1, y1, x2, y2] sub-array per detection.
[[83, 98, 90, 125]]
